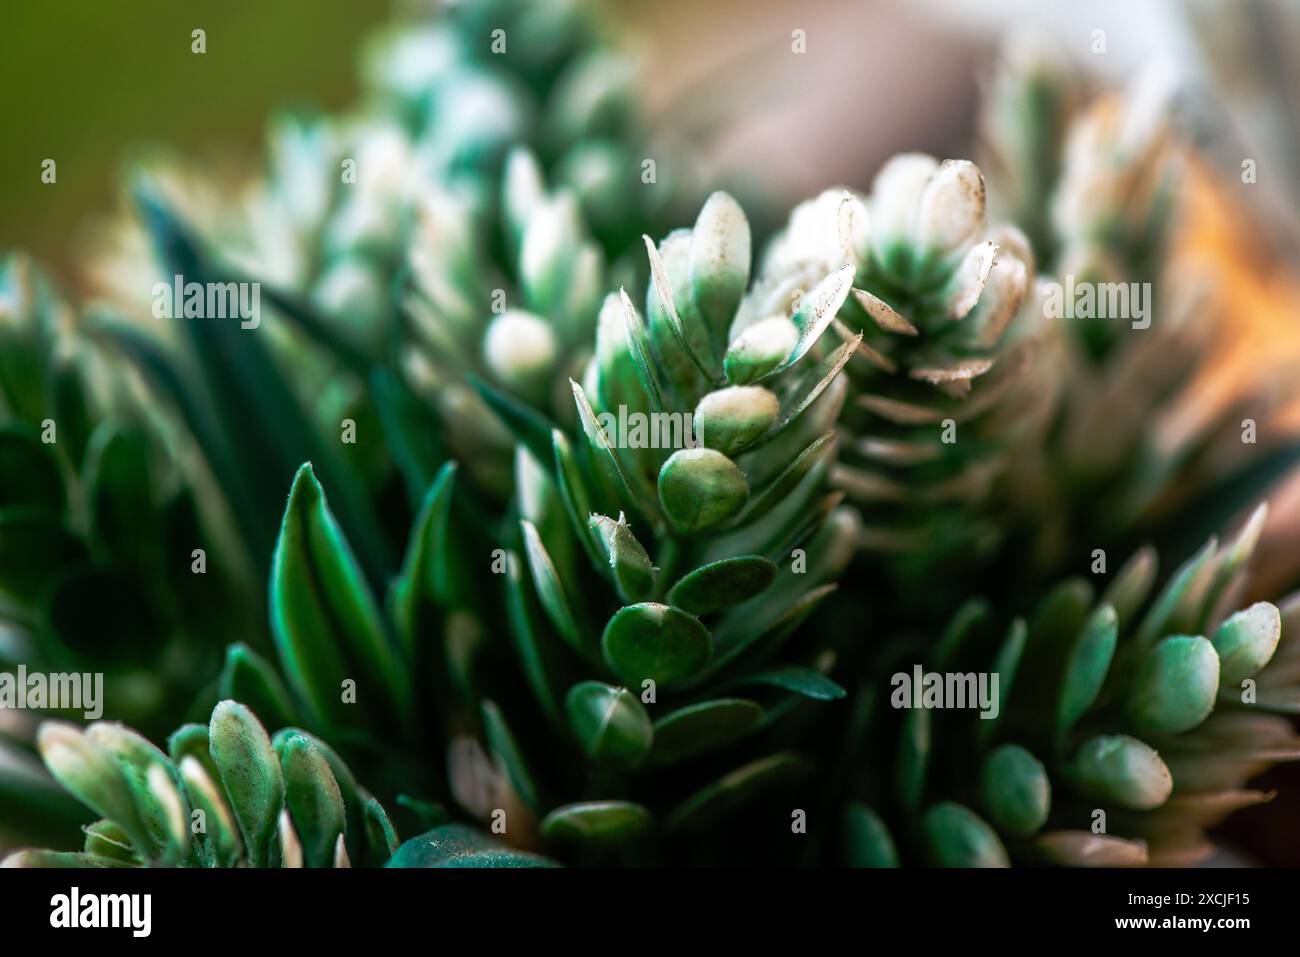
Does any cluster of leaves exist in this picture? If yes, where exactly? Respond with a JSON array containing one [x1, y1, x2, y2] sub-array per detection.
[[838, 509, 1300, 866], [3, 6, 1300, 869]]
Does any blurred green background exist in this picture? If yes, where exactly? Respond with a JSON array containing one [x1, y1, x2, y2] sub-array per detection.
[[0, 0, 393, 286]]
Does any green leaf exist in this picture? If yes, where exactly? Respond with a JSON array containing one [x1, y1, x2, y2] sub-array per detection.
[[921, 802, 1009, 867], [269, 463, 408, 732], [132, 184, 389, 582], [767, 333, 859, 438], [643, 234, 714, 379], [1134, 538, 1217, 652], [504, 550, 564, 723], [842, 803, 898, 867], [658, 448, 749, 534], [589, 513, 656, 604], [1126, 635, 1219, 735], [666, 752, 808, 833], [370, 369, 447, 508], [978, 618, 1026, 749], [1102, 546, 1157, 632], [731, 432, 835, 526], [86, 723, 192, 857], [695, 386, 780, 457], [218, 644, 298, 732], [1066, 735, 1172, 811], [721, 665, 846, 701], [1056, 604, 1118, 742], [571, 378, 661, 515], [36, 722, 153, 857], [690, 191, 751, 362], [777, 264, 855, 374], [470, 374, 557, 469], [389, 462, 458, 659], [617, 288, 665, 409], [208, 700, 285, 868], [650, 698, 765, 764], [601, 602, 712, 688], [279, 732, 347, 868], [481, 700, 539, 812], [979, 745, 1050, 838], [565, 681, 653, 767], [364, 797, 400, 861], [895, 708, 930, 813], [668, 555, 777, 616], [540, 801, 652, 849], [552, 429, 606, 573], [521, 519, 586, 654], [386, 824, 559, 868], [1212, 602, 1281, 686]]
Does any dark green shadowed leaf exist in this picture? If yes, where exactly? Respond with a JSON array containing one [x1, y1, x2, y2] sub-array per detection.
[[668, 555, 777, 616], [218, 644, 297, 732], [470, 374, 557, 469], [389, 462, 458, 658], [602, 603, 712, 688], [1056, 604, 1118, 742], [521, 519, 587, 654], [722, 665, 846, 701], [980, 744, 1050, 838], [565, 681, 653, 767], [895, 708, 930, 813], [666, 752, 808, 834], [481, 700, 539, 812], [386, 823, 559, 868], [650, 698, 765, 764], [552, 429, 606, 573], [921, 802, 1010, 867], [208, 701, 284, 868], [505, 550, 565, 723], [842, 803, 899, 868], [540, 801, 652, 850], [364, 797, 400, 861]]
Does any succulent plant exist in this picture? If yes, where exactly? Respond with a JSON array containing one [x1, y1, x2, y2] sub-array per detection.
[[4, 0, 1300, 874], [977, 39, 1300, 579], [2, 701, 398, 868], [753, 158, 1064, 597], [835, 508, 1300, 866]]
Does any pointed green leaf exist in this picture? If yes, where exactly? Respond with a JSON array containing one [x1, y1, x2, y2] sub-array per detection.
[[270, 463, 407, 731]]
